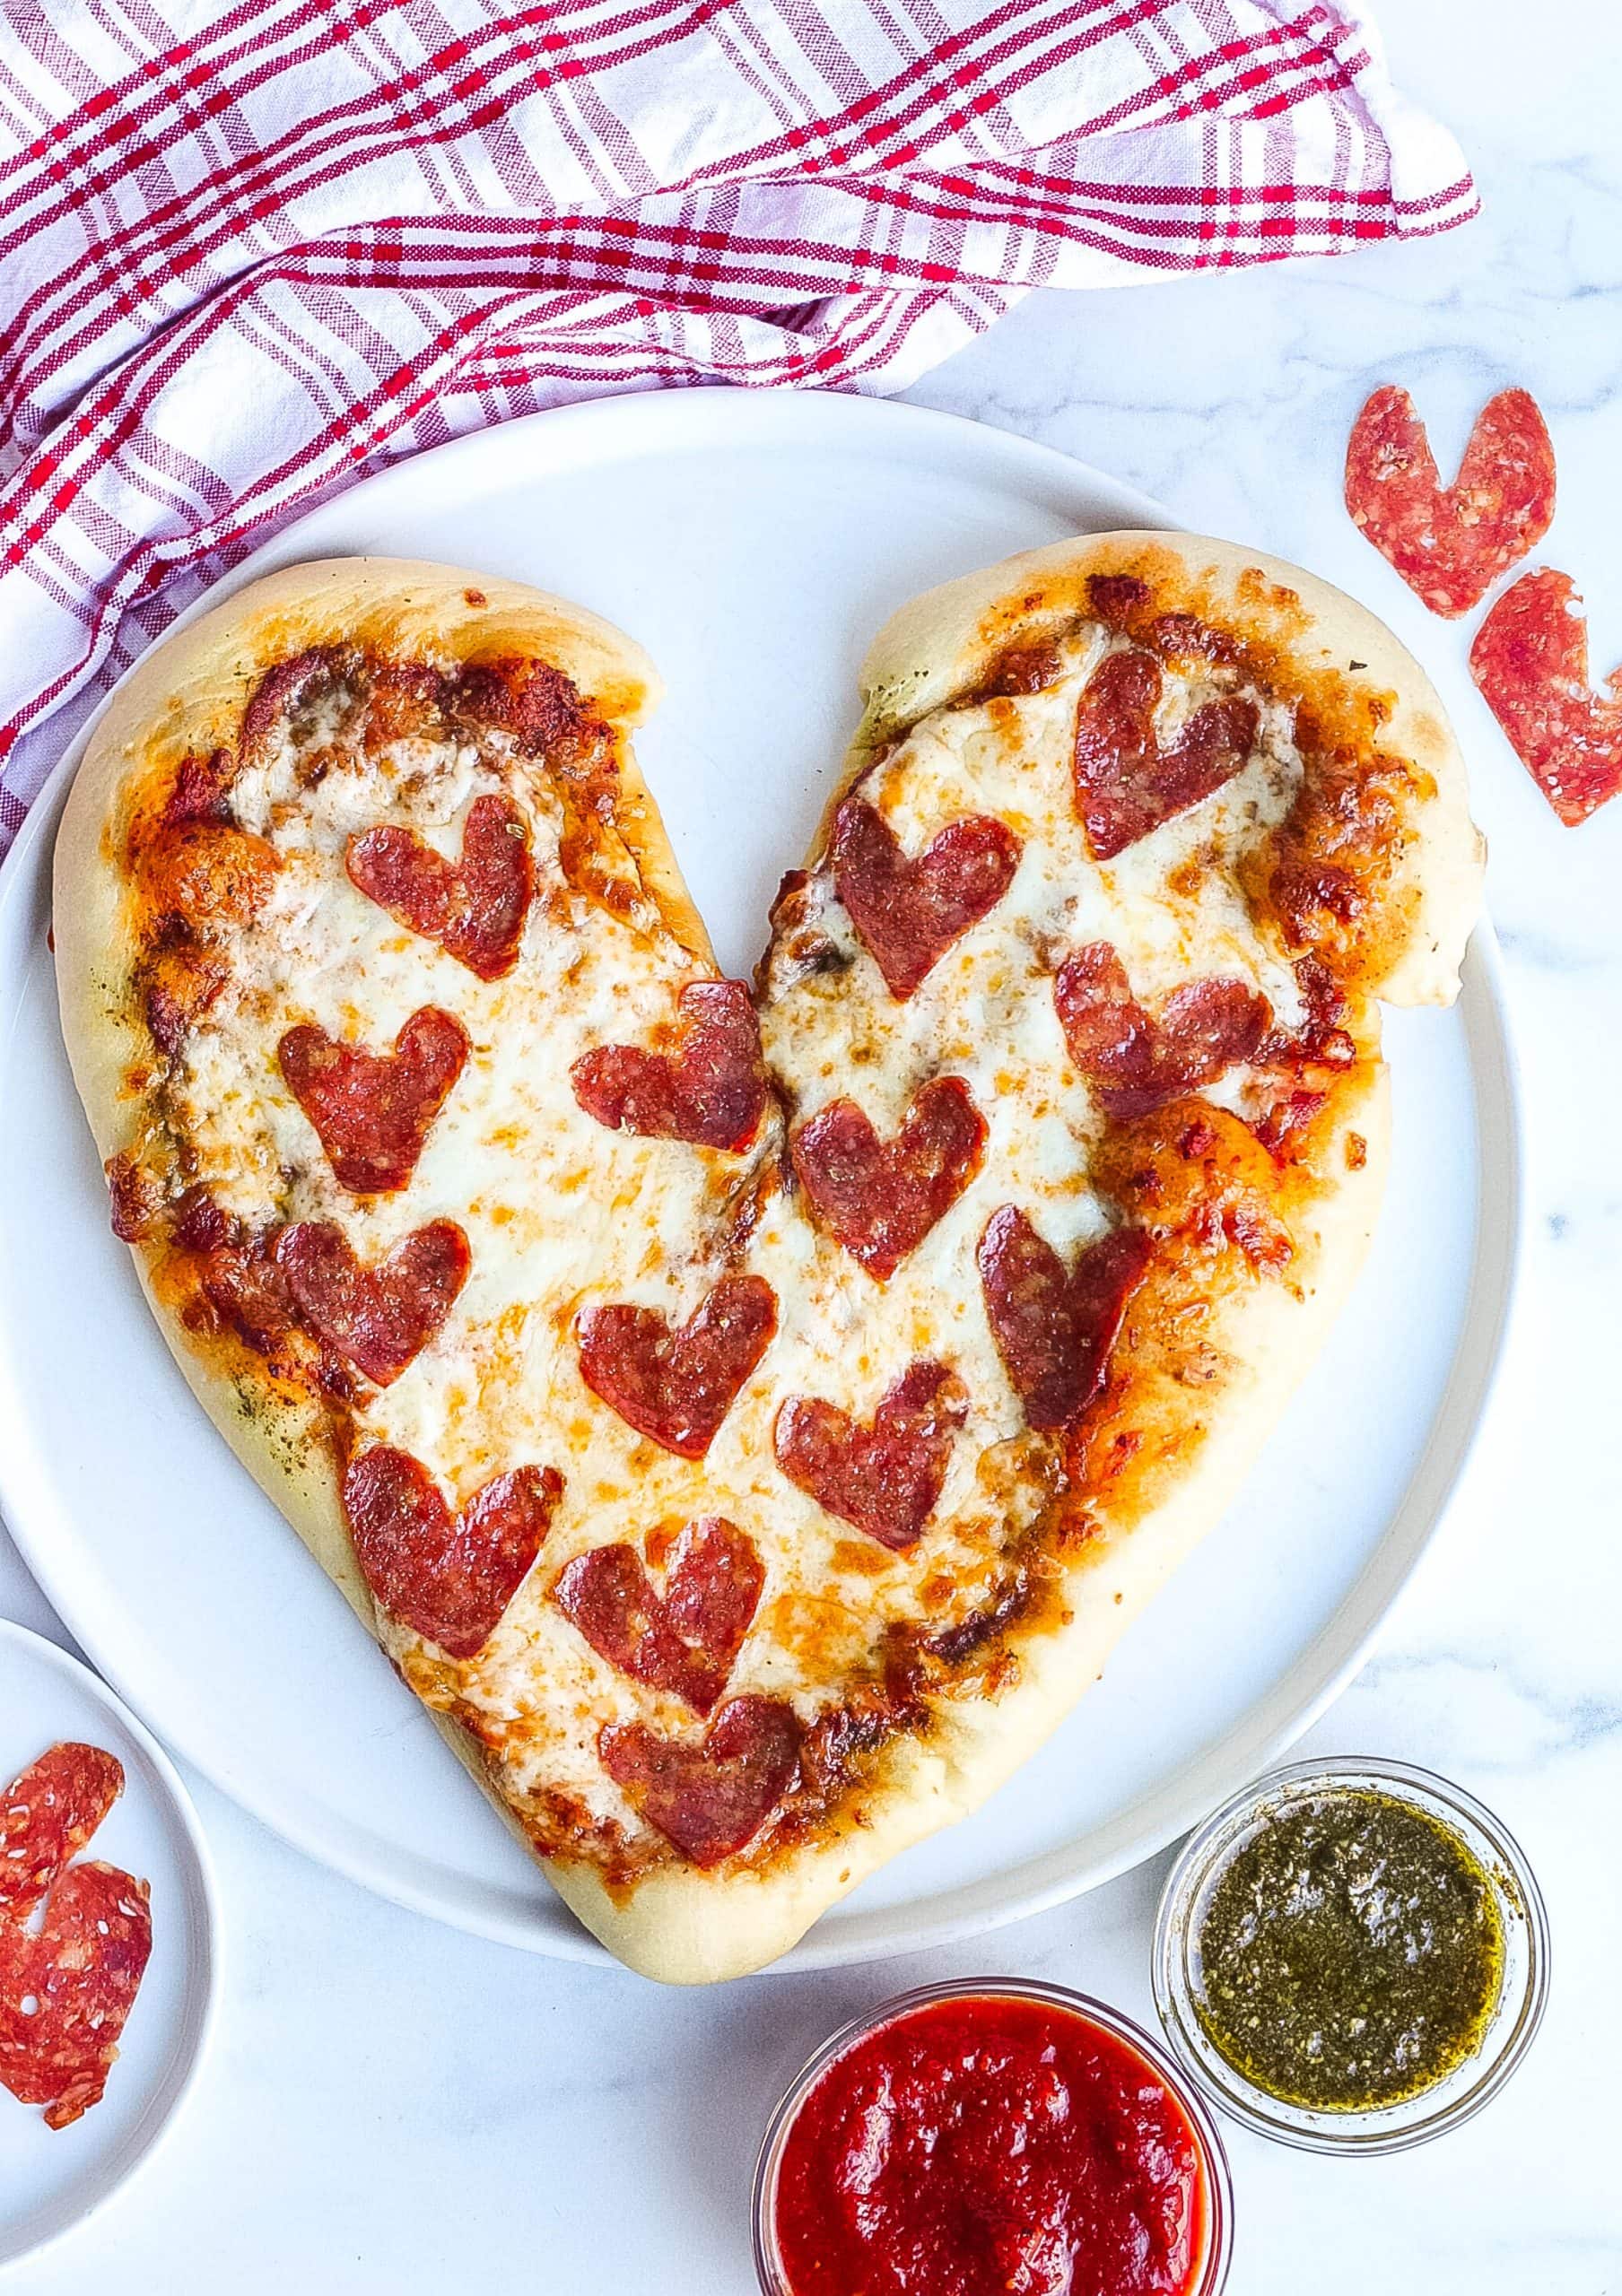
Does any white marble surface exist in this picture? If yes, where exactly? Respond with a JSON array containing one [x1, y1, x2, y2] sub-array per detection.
[[4, 1, 1621, 2284]]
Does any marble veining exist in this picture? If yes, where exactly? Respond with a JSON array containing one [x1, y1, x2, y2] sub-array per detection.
[[2, 0, 1619, 2283]]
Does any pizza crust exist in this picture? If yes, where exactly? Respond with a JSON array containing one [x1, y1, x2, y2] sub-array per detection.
[[53, 540, 1473, 1985]]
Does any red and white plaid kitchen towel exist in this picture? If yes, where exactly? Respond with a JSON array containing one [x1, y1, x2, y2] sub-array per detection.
[[0, 0, 1474, 849]]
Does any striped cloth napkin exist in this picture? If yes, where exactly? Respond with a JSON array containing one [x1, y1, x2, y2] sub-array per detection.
[[0, 0, 1475, 851]]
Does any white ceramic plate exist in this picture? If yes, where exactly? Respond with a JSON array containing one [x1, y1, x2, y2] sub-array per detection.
[[0, 390, 1520, 1969], [0, 1620, 217, 2270]]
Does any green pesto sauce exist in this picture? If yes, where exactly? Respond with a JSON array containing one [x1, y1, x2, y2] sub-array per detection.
[[1191, 1788, 1504, 2112]]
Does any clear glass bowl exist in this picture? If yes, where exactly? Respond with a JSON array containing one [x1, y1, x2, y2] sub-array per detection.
[[1152, 1755, 1549, 2155], [753, 1977, 1234, 2295]]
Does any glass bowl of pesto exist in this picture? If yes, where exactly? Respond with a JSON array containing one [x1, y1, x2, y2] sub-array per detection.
[[1152, 1756, 1549, 2154]]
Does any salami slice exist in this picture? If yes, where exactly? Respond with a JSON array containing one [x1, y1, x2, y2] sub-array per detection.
[[571, 980, 766, 1152], [346, 792, 534, 980], [576, 1274, 777, 1458], [832, 796, 1021, 999], [790, 1076, 985, 1280], [1346, 386, 1555, 618], [0, 1862, 153, 2129], [774, 1361, 967, 1551], [978, 1207, 1150, 1431], [1054, 942, 1271, 1119], [0, 1744, 150, 2131], [343, 1448, 561, 1657], [278, 1005, 468, 1194], [599, 1696, 801, 1868], [1, 1744, 124, 1921], [1469, 568, 1622, 825], [1074, 651, 1257, 860], [275, 1218, 469, 1386], [552, 1518, 763, 1715]]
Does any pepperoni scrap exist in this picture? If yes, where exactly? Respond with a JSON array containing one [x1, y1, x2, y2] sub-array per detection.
[[196, 1228, 298, 1359], [162, 747, 235, 827], [1054, 942, 1271, 1119], [0, 1745, 123, 1921], [141, 942, 225, 1055], [1469, 568, 1622, 825], [977, 1207, 1150, 1432], [105, 1152, 161, 1242], [1248, 955, 1357, 1162], [346, 793, 535, 980], [275, 1218, 469, 1386], [0, 1862, 153, 2130], [774, 1360, 967, 1552], [570, 980, 766, 1152], [791, 1076, 985, 1280], [831, 796, 1021, 999], [239, 645, 352, 756], [553, 1518, 763, 1716], [171, 1186, 231, 1255], [599, 1695, 801, 1868], [576, 1274, 777, 1458], [1346, 386, 1555, 618], [975, 639, 1064, 699], [453, 657, 593, 755], [278, 1006, 468, 1194], [1086, 574, 1153, 629], [342, 1448, 561, 1658], [1074, 650, 1259, 861], [0, 1744, 151, 2131]]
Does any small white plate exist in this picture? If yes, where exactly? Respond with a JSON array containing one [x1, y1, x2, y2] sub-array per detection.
[[0, 1619, 217, 2269], [0, 390, 1520, 1970]]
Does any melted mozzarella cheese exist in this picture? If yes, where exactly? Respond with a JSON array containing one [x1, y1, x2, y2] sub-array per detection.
[[177, 625, 1308, 1847]]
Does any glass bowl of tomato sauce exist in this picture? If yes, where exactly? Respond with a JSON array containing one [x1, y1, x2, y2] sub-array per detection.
[[753, 1979, 1233, 2296]]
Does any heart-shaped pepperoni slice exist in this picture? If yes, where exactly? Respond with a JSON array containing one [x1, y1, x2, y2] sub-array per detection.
[[1346, 386, 1555, 619], [1469, 567, 1622, 826], [1074, 651, 1258, 860], [278, 1006, 468, 1194], [0, 1858, 153, 2128], [576, 1274, 777, 1459], [342, 1447, 561, 1658], [346, 792, 534, 979], [599, 1695, 801, 1868], [553, 1518, 763, 1714], [1054, 942, 1271, 1120], [275, 1218, 470, 1386], [0, 1744, 125, 1922], [790, 1075, 985, 1280], [774, 1360, 967, 1551], [570, 980, 767, 1152], [978, 1206, 1151, 1431], [832, 796, 1021, 999]]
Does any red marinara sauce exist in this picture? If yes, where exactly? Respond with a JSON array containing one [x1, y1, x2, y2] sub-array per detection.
[[766, 1990, 1215, 2296]]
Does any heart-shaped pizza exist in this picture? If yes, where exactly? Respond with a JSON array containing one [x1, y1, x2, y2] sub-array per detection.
[[54, 537, 1482, 1981]]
